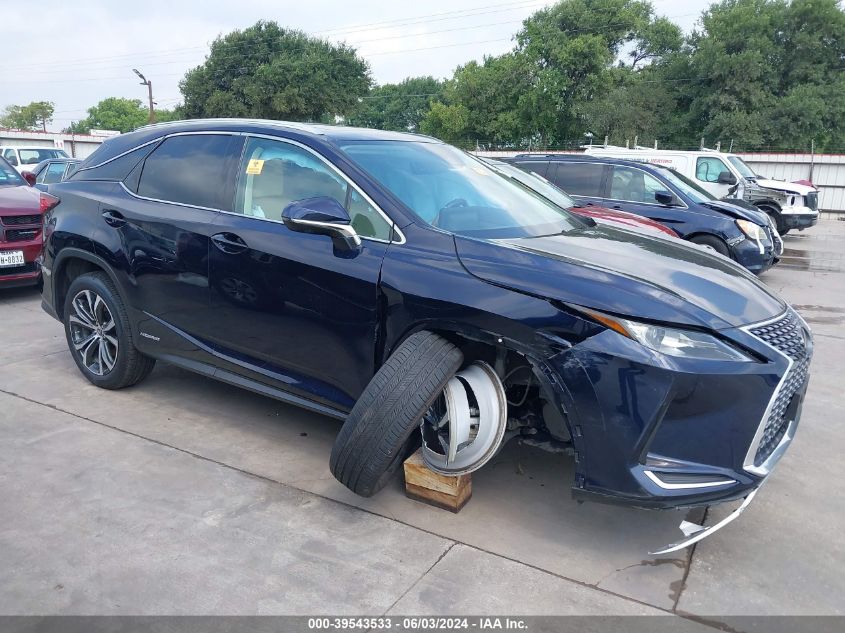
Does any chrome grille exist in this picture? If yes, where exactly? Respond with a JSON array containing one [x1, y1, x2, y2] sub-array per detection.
[[3, 228, 39, 242], [749, 309, 811, 466]]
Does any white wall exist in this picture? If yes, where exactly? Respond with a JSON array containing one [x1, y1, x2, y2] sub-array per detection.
[[0, 129, 105, 159]]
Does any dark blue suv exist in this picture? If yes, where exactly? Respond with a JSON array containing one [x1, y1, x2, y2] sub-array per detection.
[[39, 120, 811, 552], [506, 154, 781, 274]]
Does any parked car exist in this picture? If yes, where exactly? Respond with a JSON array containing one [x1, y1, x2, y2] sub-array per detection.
[[40, 120, 812, 553], [481, 157, 678, 239], [506, 154, 781, 274], [584, 146, 819, 235], [0, 157, 58, 288], [21, 158, 82, 190], [0, 146, 70, 174]]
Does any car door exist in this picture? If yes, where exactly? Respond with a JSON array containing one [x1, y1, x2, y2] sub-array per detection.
[[545, 161, 611, 207], [93, 132, 243, 352], [206, 135, 395, 410]]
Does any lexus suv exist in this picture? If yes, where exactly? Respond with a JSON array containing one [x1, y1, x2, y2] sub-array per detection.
[[40, 120, 812, 552]]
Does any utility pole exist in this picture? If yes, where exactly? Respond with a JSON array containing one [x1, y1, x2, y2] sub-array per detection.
[[133, 69, 155, 124]]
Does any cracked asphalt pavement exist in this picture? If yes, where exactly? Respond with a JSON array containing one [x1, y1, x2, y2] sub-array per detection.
[[1, 219, 843, 622]]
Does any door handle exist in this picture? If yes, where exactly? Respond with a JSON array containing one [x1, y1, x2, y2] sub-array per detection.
[[211, 232, 248, 254], [584, 202, 595, 206], [612, 205, 622, 210], [101, 209, 126, 227]]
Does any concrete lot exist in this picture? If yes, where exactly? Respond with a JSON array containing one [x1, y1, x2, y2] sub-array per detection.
[[0, 219, 843, 623]]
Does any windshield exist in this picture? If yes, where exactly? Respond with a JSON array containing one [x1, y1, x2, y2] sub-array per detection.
[[658, 167, 716, 204], [482, 159, 579, 210], [339, 140, 584, 238], [18, 148, 69, 165], [728, 156, 757, 179], [0, 158, 26, 187]]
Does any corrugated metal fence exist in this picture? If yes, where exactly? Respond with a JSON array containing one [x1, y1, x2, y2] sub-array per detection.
[[736, 152, 845, 213]]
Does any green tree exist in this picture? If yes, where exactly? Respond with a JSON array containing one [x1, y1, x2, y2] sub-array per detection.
[[180, 21, 371, 121], [347, 76, 443, 132], [0, 101, 55, 131], [64, 98, 180, 134], [664, 0, 845, 150]]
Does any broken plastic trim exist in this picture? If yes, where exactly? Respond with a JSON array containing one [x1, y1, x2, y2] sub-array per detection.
[[649, 487, 759, 556]]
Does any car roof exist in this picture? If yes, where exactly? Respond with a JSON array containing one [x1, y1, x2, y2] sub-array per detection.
[[512, 153, 669, 171], [136, 118, 440, 143]]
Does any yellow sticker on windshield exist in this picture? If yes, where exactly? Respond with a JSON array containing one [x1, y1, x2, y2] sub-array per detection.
[[246, 159, 265, 175]]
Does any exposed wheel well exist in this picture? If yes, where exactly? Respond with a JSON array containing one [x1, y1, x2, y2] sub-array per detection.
[[55, 257, 105, 318], [423, 328, 573, 445]]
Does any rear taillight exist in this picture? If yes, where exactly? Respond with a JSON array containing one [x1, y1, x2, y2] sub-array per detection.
[[40, 192, 60, 214]]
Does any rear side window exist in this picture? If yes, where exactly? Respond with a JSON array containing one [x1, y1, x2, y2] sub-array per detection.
[[609, 166, 667, 203], [40, 162, 67, 184], [548, 162, 606, 196], [136, 134, 240, 211], [513, 161, 549, 178], [69, 142, 158, 182]]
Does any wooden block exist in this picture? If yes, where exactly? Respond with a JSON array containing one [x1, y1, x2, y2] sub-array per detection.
[[403, 449, 471, 513]]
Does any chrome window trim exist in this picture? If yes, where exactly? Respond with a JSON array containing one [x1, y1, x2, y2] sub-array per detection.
[[113, 131, 404, 245], [740, 309, 808, 476], [644, 470, 736, 490]]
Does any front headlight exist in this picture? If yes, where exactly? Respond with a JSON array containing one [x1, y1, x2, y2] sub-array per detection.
[[581, 309, 753, 362], [736, 219, 765, 240]]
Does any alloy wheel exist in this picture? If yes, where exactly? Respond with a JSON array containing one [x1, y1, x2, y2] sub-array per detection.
[[420, 362, 507, 475], [68, 289, 118, 376]]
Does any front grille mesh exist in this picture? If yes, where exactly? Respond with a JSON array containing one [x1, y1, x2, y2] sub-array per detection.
[[3, 228, 39, 243], [1, 214, 41, 226], [749, 309, 811, 465]]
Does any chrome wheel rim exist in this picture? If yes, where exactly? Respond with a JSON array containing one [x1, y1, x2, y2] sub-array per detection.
[[69, 290, 118, 376], [420, 362, 507, 476]]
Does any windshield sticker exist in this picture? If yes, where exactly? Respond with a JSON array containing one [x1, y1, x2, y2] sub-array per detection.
[[246, 159, 265, 175]]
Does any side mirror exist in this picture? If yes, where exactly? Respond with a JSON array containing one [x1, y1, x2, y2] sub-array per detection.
[[717, 171, 737, 185], [22, 172, 36, 186], [654, 190, 677, 206], [282, 196, 361, 253]]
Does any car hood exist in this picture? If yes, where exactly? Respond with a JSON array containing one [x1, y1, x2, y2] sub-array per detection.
[[455, 225, 785, 330], [753, 178, 816, 195], [0, 185, 40, 214], [700, 199, 769, 224], [571, 205, 677, 237]]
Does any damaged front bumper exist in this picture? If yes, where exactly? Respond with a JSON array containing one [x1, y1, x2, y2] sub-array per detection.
[[650, 486, 760, 555]]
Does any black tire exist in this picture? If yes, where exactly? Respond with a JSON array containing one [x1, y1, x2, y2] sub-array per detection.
[[756, 204, 787, 235], [690, 234, 731, 257], [330, 330, 464, 497], [777, 227, 790, 237], [63, 271, 155, 390]]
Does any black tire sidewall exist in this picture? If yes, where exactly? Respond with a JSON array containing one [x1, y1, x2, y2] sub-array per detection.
[[63, 274, 133, 389], [690, 234, 731, 257]]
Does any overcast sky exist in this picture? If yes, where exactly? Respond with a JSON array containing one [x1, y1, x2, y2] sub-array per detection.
[[0, 0, 712, 132]]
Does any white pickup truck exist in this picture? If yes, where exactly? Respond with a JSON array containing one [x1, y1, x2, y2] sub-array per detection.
[[0, 146, 70, 175], [585, 146, 819, 235]]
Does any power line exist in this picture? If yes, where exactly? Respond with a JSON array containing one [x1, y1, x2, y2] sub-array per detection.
[[3, 0, 550, 74]]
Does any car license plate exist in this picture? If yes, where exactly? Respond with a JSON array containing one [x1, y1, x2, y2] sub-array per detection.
[[0, 250, 25, 268]]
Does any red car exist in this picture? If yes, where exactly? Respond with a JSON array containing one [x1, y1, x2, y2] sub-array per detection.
[[483, 158, 677, 239], [0, 157, 58, 288]]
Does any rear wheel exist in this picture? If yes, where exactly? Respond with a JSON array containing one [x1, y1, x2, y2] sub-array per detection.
[[689, 234, 730, 257], [63, 272, 155, 389]]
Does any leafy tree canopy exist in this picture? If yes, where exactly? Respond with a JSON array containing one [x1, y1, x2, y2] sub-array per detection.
[[1, 101, 55, 131], [346, 76, 443, 132], [64, 98, 180, 134], [180, 21, 372, 121]]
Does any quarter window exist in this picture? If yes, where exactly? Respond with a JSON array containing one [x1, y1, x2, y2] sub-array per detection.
[[137, 134, 238, 210], [548, 162, 606, 196], [235, 137, 394, 241], [609, 167, 667, 203], [695, 157, 729, 183]]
